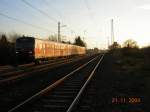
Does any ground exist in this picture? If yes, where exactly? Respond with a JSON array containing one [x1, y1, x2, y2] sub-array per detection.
[[84, 49, 150, 112]]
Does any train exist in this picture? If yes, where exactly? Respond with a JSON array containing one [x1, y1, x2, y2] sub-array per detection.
[[15, 36, 86, 64]]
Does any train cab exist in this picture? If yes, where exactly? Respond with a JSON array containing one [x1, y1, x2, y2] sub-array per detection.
[[16, 37, 35, 62]]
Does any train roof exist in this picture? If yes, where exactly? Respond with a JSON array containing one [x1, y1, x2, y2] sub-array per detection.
[[17, 36, 85, 48]]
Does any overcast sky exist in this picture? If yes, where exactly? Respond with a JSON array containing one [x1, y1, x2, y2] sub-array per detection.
[[0, 0, 150, 48]]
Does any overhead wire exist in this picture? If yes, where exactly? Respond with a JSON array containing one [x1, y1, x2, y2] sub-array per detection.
[[21, 0, 58, 23], [42, 0, 78, 36], [0, 12, 55, 33], [2, 0, 78, 38], [83, 0, 102, 39], [43, 0, 64, 21], [84, 0, 97, 26], [21, 0, 77, 37]]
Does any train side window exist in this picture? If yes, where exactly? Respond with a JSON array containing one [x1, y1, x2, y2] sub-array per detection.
[[39, 44, 42, 49], [42, 44, 45, 49]]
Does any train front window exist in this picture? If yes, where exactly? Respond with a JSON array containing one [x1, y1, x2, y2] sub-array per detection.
[[16, 38, 34, 49]]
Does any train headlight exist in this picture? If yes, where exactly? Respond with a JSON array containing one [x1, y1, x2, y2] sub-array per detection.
[[29, 51, 33, 54]]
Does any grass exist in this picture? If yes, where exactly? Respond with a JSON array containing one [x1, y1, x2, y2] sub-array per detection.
[[109, 47, 150, 109], [110, 48, 150, 74]]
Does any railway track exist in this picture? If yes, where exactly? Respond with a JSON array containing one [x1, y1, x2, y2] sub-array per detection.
[[8, 54, 105, 112], [0, 56, 86, 84], [0, 56, 85, 75], [0, 63, 34, 74]]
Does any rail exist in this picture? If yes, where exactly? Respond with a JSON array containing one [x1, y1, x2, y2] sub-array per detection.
[[8, 54, 104, 112]]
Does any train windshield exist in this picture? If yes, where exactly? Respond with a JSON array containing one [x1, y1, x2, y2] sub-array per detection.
[[16, 37, 34, 49]]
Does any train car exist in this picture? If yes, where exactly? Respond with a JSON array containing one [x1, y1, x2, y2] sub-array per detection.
[[15, 36, 86, 63]]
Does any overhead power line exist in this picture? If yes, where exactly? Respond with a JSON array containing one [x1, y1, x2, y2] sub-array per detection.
[[43, 0, 77, 36], [0, 12, 54, 33], [84, 0, 94, 22], [21, 0, 77, 37], [84, 0, 97, 26], [43, 0, 64, 20], [21, 0, 58, 23]]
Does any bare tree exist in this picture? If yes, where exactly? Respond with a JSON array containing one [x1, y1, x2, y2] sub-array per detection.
[[8, 32, 21, 43], [48, 34, 58, 42], [0, 34, 10, 64], [109, 41, 121, 49], [123, 39, 138, 48]]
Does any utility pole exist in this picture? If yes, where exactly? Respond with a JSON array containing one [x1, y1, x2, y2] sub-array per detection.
[[107, 36, 110, 49], [58, 22, 67, 42], [58, 22, 60, 42], [111, 19, 114, 45]]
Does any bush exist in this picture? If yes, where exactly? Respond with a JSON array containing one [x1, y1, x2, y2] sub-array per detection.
[[121, 47, 143, 58]]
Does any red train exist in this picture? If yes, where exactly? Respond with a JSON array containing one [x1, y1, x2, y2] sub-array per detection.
[[15, 37, 86, 63]]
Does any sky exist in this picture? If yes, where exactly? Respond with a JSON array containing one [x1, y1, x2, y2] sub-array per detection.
[[0, 0, 150, 49]]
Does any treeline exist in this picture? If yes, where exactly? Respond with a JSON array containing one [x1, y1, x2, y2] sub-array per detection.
[[109, 40, 150, 76], [109, 39, 150, 60], [49, 35, 86, 47], [0, 33, 19, 65]]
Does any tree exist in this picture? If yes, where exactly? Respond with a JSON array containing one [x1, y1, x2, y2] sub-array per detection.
[[0, 34, 10, 64], [123, 39, 138, 48], [109, 41, 121, 49], [93, 47, 99, 53], [0, 34, 9, 46], [0, 33, 19, 65], [74, 36, 86, 47], [48, 35, 58, 42], [8, 32, 21, 43]]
